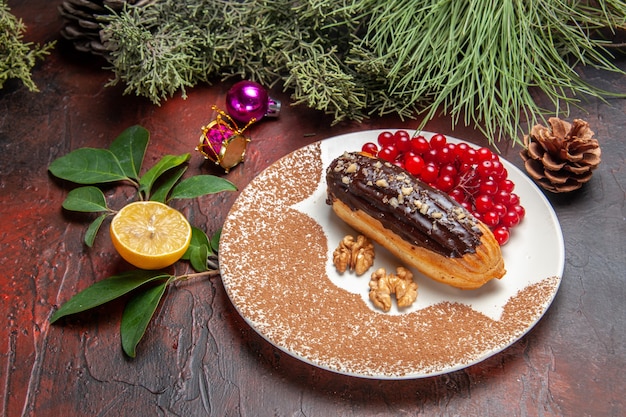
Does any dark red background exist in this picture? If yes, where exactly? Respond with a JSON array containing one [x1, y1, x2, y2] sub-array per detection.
[[2, 1, 625, 415]]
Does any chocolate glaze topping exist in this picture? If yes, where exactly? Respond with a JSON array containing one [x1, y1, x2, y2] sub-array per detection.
[[326, 152, 483, 258]]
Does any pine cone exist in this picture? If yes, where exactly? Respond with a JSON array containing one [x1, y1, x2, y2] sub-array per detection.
[[520, 117, 601, 193], [58, 0, 153, 56]]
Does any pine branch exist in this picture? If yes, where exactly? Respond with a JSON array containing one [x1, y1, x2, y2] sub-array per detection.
[[0, 0, 55, 91], [97, 0, 626, 145]]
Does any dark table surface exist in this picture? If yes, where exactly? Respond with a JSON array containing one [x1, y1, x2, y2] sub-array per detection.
[[2, 2, 625, 416]]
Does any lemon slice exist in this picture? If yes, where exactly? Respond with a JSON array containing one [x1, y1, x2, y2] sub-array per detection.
[[110, 201, 192, 270]]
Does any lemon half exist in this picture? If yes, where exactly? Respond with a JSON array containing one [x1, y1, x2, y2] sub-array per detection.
[[110, 201, 192, 270]]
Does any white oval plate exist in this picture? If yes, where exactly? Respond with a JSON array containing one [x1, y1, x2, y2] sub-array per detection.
[[219, 130, 564, 379]]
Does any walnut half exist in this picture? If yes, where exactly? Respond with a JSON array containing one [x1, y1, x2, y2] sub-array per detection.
[[368, 267, 418, 312], [333, 235, 375, 275]]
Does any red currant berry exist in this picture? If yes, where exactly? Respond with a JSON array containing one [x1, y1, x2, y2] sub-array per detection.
[[361, 142, 379, 156], [392, 159, 405, 169], [378, 145, 399, 162], [454, 142, 469, 160], [476, 160, 495, 179], [436, 174, 455, 192], [482, 211, 500, 228], [423, 148, 439, 164], [501, 210, 521, 228], [474, 194, 493, 213], [405, 154, 425, 176], [512, 204, 526, 222], [457, 162, 473, 176], [377, 131, 395, 147], [499, 179, 515, 194], [493, 190, 511, 207], [410, 136, 430, 155], [491, 160, 507, 181], [460, 147, 478, 165], [492, 203, 507, 218], [449, 188, 465, 204], [393, 130, 411, 152], [495, 192, 520, 208], [440, 164, 458, 178], [509, 193, 520, 207], [430, 134, 447, 150], [437, 146, 455, 165], [403, 150, 417, 162], [421, 163, 439, 183], [477, 147, 493, 162], [478, 179, 498, 195], [493, 226, 510, 246]]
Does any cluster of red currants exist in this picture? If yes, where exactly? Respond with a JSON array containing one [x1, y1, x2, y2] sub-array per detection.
[[361, 130, 525, 245]]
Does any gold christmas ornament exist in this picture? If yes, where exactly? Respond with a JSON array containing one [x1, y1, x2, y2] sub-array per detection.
[[520, 117, 601, 193]]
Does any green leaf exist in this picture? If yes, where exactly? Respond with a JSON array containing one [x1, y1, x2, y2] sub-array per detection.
[[109, 125, 149, 180], [121, 280, 170, 357], [84, 213, 107, 247], [182, 226, 210, 260], [182, 227, 212, 272], [150, 165, 187, 203], [138, 153, 190, 199], [189, 245, 209, 272], [62, 186, 108, 212], [210, 229, 221, 253], [49, 270, 171, 323], [48, 148, 128, 184], [169, 175, 237, 200]]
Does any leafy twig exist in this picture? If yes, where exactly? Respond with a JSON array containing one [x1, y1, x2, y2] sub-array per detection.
[[50, 266, 221, 357], [48, 125, 235, 357]]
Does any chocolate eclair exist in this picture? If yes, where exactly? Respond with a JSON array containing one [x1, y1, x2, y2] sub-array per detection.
[[326, 152, 505, 289]]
